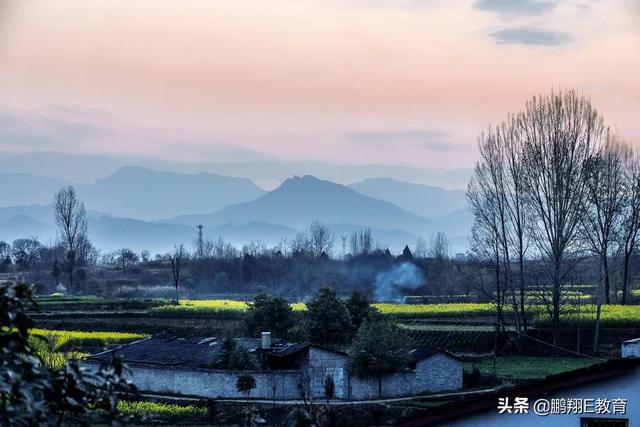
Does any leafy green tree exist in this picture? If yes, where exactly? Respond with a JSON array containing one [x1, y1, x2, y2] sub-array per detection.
[[245, 293, 293, 338], [306, 288, 353, 348], [348, 315, 411, 396], [214, 337, 255, 371], [345, 291, 375, 331]]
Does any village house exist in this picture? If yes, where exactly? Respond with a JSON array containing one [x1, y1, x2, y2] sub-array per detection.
[[399, 339, 640, 427], [84, 332, 463, 400]]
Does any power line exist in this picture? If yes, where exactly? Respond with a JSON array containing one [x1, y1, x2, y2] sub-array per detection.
[[495, 320, 607, 361]]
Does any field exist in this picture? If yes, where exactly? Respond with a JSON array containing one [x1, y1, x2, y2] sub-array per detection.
[[150, 300, 499, 319], [28, 328, 147, 369], [34, 296, 640, 330], [465, 357, 600, 380]]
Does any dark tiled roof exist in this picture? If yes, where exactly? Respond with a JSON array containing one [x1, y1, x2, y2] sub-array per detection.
[[398, 357, 640, 427], [87, 336, 280, 369]]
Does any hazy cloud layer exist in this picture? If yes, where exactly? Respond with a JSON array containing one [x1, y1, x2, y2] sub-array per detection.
[[346, 129, 459, 152], [166, 142, 274, 162], [0, 110, 104, 150], [490, 27, 571, 46], [473, 0, 558, 16]]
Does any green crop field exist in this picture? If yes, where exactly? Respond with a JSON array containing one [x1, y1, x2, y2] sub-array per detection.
[[465, 357, 600, 380]]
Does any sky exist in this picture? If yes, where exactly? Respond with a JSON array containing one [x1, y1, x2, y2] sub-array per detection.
[[0, 0, 638, 170]]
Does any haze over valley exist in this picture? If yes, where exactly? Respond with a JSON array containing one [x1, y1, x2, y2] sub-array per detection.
[[0, 151, 470, 254]]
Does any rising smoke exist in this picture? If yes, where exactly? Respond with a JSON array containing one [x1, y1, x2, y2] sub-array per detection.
[[373, 262, 424, 301]]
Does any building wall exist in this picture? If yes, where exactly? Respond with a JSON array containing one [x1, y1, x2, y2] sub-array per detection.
[[622, 339, 640, 358], [87, 363, 302, 400], [416, 353, 463, 393], [348, 372, 417, 399], [347, 354, 463, 400], [306, 347, 348, 399], [442, 367, 640, 427], [85, 350, 463, 401]]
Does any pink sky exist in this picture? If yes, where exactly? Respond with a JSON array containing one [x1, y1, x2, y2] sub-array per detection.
[[0, 0, 638, 168]]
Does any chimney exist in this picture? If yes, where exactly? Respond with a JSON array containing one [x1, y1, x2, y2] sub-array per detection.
[[261, 332, 271, 350], [622, 338, 640, 358]]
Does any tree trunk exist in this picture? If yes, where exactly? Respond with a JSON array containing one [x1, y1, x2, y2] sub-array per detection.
[[552, 259, 561, 347], [593, 255, 605, 352], [519, 250, 528, 332], [622, 250, 632, 305], [603, 254, 611, 304]]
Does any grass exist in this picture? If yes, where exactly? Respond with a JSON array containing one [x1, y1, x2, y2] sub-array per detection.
[[118, 400, 206, 417], [465, 356, 600, 380]]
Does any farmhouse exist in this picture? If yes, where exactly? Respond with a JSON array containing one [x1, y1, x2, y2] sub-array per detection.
[[84, 333, 462, 400], [400, 340, 640, 427]]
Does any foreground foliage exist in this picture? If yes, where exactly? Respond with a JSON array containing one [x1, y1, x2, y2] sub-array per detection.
[[0, 282, 137, 426]]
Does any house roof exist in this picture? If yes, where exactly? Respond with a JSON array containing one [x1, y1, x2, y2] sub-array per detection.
[[410, 346, 462, 364], [269, 342, 348, 358], [397, 357, 640, 427], [86, 336, 283, 370]]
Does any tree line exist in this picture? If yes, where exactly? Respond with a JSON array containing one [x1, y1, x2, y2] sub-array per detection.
[[468, 89, 639, 349]]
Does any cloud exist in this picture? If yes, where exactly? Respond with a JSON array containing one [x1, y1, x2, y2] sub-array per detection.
[[346, 129, 459, 151], [473, 0, 558, 16], [166, 142, 274, 162], [490, 27, 571, 46], [51, 104, 114, 119], [0, 110, 105, 150]]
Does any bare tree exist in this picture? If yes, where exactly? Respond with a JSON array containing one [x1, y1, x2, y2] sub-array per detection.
[[170, 244, 186, 304], [620, 145, 640, 304], [11, 238, 42, 269], [468, 151, 509, 354], [414, 236, 428, 259], [429, 232, 450, 261], [54, 186, 88, 291], [520, 89, 606, 344], [309, 221, 334, 256], [580, 136, 627, 350]]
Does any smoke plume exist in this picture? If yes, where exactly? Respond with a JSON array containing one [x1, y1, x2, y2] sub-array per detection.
[[374, 262, 424, 301]]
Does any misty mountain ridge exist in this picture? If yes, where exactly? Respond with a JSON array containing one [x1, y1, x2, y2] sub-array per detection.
[[80, 166, 266, 220], [349, 177, 467, 218], [170, 175, 472, 244], [171, 175, 431, 231], [0, 150, 471, 190]]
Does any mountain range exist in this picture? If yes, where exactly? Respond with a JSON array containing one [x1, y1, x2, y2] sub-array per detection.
[[0, 167, 472, 253], [79, 167, 266, 220]]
